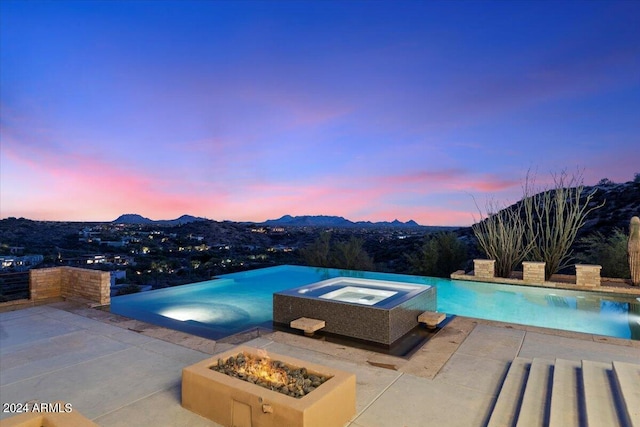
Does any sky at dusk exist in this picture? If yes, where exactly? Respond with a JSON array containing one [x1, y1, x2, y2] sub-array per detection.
[[1, 0, 639, 226]]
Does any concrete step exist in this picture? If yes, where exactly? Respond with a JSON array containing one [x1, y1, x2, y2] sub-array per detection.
[[516, 358, 553, 427], [582, 360, 620, 427], [488, 357, 639, 427], [487, 357, 531, 427], [613, 360, 640, 427], [549, 358, 582, 427]]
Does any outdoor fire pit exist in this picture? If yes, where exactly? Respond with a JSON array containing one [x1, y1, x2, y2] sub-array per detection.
[[182, 345, 356, 427]]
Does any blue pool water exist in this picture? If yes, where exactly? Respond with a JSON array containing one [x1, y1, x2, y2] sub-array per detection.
[[110, 265, 640, 341]]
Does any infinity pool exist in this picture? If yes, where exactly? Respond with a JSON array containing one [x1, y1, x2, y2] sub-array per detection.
[[110, 265, 640, 341]]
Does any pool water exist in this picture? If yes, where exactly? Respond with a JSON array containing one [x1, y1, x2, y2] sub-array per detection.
[[110, 265, 640, 341], [319, 286, 397, 305]]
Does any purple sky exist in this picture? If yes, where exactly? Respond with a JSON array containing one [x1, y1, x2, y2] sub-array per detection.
[[1, 0, 638, 226]]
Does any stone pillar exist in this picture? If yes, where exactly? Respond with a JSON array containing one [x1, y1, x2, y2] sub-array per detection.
[[474, 259, 495, 279], [523, 262, 545, 285], [575, 264, 602, 287], [29, 267, 62, 301]]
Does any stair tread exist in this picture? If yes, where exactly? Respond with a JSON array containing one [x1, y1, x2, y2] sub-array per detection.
[[487, 358, 639, 427], [549, 358, 582, 427], [613, 361, 640, 427], [516, 358, 553, 427], [487, 357, 532, 427], [582, 360, 618, 427]]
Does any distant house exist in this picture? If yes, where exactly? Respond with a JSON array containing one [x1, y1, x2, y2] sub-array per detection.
[[58, 254, 107, 266], [103, 240, 127, 248], [0, 254, 44, 271], [268, 245, 294, 252]]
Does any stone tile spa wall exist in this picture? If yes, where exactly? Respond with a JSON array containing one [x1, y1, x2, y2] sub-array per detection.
[[273, 286, 436, 346]]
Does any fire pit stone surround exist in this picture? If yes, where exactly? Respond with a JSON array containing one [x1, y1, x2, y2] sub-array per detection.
[[182, 346, 356, 427]]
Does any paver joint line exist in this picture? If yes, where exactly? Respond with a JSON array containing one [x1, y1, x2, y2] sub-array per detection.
[[90, 386, 178, 422], [0, 346, 134, 388], [353, 372, 405, 421], [515, 330, 527, 357]]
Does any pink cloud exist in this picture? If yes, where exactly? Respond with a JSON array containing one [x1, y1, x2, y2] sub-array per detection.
[[1, 127, 233, 220], [450, 175, 521, 193], [1, 136, 508, 225], [237, 181, 381, 220], [376, 169, 521, 195], [0, 119, 531, 226], [223, 169, 511, 226]]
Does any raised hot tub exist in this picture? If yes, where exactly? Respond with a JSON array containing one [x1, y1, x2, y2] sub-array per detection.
[[273, 277, 436, 346]]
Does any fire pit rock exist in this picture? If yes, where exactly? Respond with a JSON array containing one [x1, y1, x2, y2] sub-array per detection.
[[182, 345, 356, 427], [210, 351, 330, 399]]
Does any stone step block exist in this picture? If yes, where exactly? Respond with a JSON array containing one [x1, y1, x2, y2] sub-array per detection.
[[582, 360, 619, 427], [549, 358, 582, 427], [516, 358, 553, 427], [613, 360, 640, 427], [487, 357, 531, 427]]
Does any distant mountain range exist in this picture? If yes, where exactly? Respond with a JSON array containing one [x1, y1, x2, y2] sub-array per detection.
[[112, 214, 208, 226], [112, 213, 436, 229], [262, 214, 426, 228]]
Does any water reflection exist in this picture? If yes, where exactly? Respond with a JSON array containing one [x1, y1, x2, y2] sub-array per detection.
[[437, 280, 637, 339], [630, 301, 640, 340]]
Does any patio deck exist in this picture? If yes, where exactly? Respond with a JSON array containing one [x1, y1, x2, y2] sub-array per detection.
[[1, 302, 638, 426]]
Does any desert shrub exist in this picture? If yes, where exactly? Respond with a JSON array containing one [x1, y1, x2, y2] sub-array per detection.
[[331, 237, 375, 271], [575, 229, 630, 279], [407, 232, 468, 278], [299, 232, 332, 267], [301, 233, 374, 271]]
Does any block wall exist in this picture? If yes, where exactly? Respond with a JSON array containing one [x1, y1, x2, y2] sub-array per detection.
[[30, 267, 62, 301], [30, 267, 110, 305], [60, 267, 111, 305]]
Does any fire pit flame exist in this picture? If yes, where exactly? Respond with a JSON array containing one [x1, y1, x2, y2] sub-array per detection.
[[236, 354, 288, 387], [210, 351, 330, 398]]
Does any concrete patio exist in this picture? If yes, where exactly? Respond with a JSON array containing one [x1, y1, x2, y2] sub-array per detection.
[[1, 302, 638, 426]]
